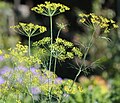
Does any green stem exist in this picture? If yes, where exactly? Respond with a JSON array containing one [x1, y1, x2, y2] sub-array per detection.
[[54, 58, 57, 74], [28, 36, 31, 56], [57, 24, 67, 38], [49, 16, 53, 71], [3, 98, 6, 103], [71, 30, 96, 87], [50, 16, 53, 45], [26, 86, 34, 103], [28, 36, 32, 102], [48, 15, 53, 102], [30, 94, 35, 103], [57, 28, 62, 38]]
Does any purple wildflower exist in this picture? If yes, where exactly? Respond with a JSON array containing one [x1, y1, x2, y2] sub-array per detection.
[[39, 76, 44, 82], [54, 77, 63, 84], [15, 66, 27, 72], [0, 76, 5, 84], [0, 56, 4, 61], [31, 87, 41, 95], [30, 67, 39, 75], [0, 66, 11, 75]]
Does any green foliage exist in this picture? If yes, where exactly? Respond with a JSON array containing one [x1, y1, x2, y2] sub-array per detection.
[[0, 1, 12, 9], [67, 76, 112, 103], [109, 75, 120, 103]]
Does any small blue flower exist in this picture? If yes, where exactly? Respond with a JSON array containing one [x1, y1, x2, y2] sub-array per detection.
[[0, 56, 4, 61], [0, 66, 11, 75], [0, 76, 5, 84], [54, 77, 63, 84], [31, 87, 41, 95]]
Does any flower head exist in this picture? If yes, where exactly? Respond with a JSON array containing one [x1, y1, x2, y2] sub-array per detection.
[[31, 1, 70, 16], [10, 22, 47, 37], [54, 77, 63, 84], [79, 13, 119, 33], [6, 42, 42, 67], [56, 23, 68, 30], [31, 86, 41, 95], [0, 66, 11, 75]]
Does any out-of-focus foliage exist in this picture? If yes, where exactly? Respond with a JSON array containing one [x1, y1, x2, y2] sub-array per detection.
[[109, 75, 120, 103], [66, 76, 111, 103], [92, 0, 115, 18], [68, 0, 120, 103], [0, 1, 19, 50], [92, 0, 120, 76], [92, 0, 120, 78], [74, 0, 119, 75], [0, 1, 19, 70], [66, 75, 120, 103]]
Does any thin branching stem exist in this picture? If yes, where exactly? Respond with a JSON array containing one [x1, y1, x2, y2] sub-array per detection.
[[71, 29, 96, 88], [57, 28, 62, 38]]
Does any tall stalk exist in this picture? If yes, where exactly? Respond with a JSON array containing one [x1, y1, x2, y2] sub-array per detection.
[[48, 15, 53, 102], [50, 16, 53, 45], [48, 16, 53, 72], [28, 36, 31, 56], [28, 36, 33, 102], [71, 30, 96, 87]]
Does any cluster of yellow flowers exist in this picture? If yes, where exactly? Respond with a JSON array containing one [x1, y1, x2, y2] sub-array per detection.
[[9, 42, 28, 54], [56, 38, 73, 47], [79, 13, 119, 33], [3, 42, 42, 67], [33, 37, 82, 61], [6, 68, 82, 100], [72, 47, 83, 58], [63, 79, 83, 94], [0, 68, 38, 102], [53, 38, 82, 60], [33, 37, 51, 46], [31, 1, 70, 16], [10, 23, 47, 37]]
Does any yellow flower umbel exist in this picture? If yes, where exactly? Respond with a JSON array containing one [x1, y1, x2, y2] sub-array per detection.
[[10, 22, 47, 37], [10, 22, 47, 56], [33, 37, 82, 61], [6, 42, 42, 67], [79, 13, 119, 33], [31, 1, 70, 16]]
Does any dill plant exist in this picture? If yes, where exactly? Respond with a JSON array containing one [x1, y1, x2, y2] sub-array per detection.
[[31, 1, 70, 75], [0, 1, 119, 103]]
